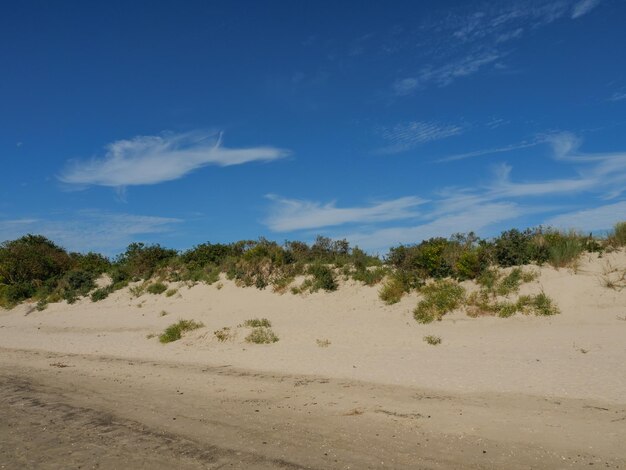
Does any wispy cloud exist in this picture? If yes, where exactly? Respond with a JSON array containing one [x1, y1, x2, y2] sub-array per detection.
[[394, 51, 501, 93], [571, 0, 602, 19], [377, 121, 465, 154], [343, 202, 523, 251], [0, 211, 182, 254], [435, 140, 539, 162], [544, 201, 626, 231], [609, 91, 626, 102], [264, 195, 425, 232], [392, 0, 603, 94], [265, 131, 626, 252], [60, 131, 289, 188]]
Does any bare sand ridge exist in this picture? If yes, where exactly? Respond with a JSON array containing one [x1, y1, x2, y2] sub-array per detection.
[[1, 251, 625, 468]]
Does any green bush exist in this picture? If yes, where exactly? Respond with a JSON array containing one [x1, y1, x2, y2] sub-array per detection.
[[307, 264, 337, 292], [414, 280, 465, 324], [245, 327, 279, 344], [243, 318, 272, 328], [115, 242, 177, 280], [90, 287, 112, 302], [378, 275, 406, 304], [609, 221, 626, 247], [159, 319, 204, 343], [147, 282, 167, 295]]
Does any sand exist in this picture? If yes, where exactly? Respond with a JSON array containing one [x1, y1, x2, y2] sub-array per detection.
[[1, 250, 625, 468]]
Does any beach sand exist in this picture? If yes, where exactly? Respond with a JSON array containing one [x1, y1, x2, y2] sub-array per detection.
[[1, 250, 625, 468]]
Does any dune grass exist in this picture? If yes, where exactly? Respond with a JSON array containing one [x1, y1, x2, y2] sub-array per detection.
[[159, 319, 204, 343]]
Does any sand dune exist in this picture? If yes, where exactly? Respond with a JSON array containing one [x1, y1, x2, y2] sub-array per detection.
[[1, 250, 625, 468]]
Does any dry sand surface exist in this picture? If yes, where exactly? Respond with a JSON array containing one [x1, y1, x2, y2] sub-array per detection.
[[1, 251, 625, 469]]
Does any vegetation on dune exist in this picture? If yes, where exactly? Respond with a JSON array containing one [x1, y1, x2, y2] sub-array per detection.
[[413, 280, 466, 324], [1, 222, 623, 313], [158, 319, 204, 343], [245, 327, 279, 344]]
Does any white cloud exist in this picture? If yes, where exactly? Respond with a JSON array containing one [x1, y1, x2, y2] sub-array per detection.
[[544, 201, 626, 230], [609, 91, 626, 102], [378, 121, 464, 154], [392, 78, 419, 96], [436, 140, 538, 162], [264, 131, 626, 252], [0, 211, 182, 254], [571, 0, 602, 18], [60, 131, 289, 188], [395, 51, 501, 92], [343, 202, 523, 251], [264, 195, 425, 232]]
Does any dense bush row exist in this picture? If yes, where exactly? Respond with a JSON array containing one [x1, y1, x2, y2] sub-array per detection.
[[1, 222, 624, 309]]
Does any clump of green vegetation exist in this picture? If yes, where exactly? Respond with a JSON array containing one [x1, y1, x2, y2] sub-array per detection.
[[245, 327, 279, 344], [608, 221, 626, 247], [306, 264, 338, 292], [36, 299, 48, 311], [90, 286, 112, 302], [414, 280, 465, 324], [214, 327, 234, 342], [378, 275, 406, 305], [159, 319, 204, 343], [165, 288, 178, 297], [423, 335, 442, 345], [129, 284, 145, 297], [159, 310, 168, 316], [147, 282, 167, 295], [242, 318, 272, 328], [316, 338, 331, 347]]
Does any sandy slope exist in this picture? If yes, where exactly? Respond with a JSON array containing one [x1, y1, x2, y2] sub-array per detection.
[[1, 250, 625, 468]]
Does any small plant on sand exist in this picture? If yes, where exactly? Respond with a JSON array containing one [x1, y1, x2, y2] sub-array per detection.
[[414, 280, 465, 324], [36, 299, 48, 311], [423, 335, 442, 345], [146, 333, 156, 339], [608, 221, 626, 247], [530, 291, 559, 316], [90, 286, 112, 302], [307, 264, 337, 292], [316, 338, 331, 347], [159, 319, 204, 343], [147, 282, 168, 295], [159, 310, 168, 316], [379, 275, 406, 305], [242, 318, 272, 328], [214, 327, 234, 342], [129, 284, 145, 297], [165, 288, 178, 297], [245, 327, 279, 344]]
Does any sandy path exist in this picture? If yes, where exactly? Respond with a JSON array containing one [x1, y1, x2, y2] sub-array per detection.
[[1, 348, 624, 469]]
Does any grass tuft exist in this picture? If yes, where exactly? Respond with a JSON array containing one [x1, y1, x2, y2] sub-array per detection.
[[414, 280, 465, 324], [147, 282, 168, 295], [159, 319, 204, 343], [245, 327, 279, 344], [423, 335, 442, 345], [242, 318, 272, 328]]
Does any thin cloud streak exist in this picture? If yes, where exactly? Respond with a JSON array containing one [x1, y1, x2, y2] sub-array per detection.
[[544, 201, 626, 231], [571, 0, 602, 19], [378, 121, 465, 154], [264, 195, 426, 232], [0, 211, 182, 254], [60, 131, 289, 188]]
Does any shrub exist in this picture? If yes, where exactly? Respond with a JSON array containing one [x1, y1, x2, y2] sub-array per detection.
[[423, 335, 441, 345], [165, 288, 178, 297], [379, 275, 406, 304], [245, 327, 279, 344], [159, 319, 204, 343], [243, 318, 272, 328], [214, 327, 234, 342], [147, 282, 167, 295], [351, 266, 387, 286], [316, 338, 331, 347], [609, 221, 626, 247], [543, 231, 584, 268], [90, 286, 112, 302], [414, 280, 465, 324], [36, 299, 48, 311], [307, 264, 337, 292], [116, 242, 177, 280], [530, 291, 559, 316]]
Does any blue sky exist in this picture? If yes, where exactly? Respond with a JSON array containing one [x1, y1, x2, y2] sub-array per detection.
[[1, 0, 626, 255]]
